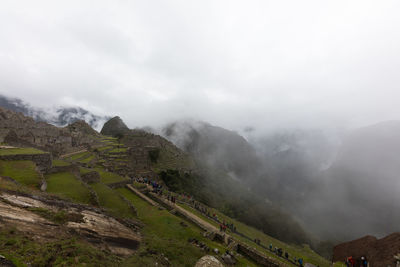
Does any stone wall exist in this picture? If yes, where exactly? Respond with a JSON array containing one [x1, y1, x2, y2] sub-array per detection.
[[46, 165, 79, 174], [0, 107, 100, 157], [81, 171, 101, 184], [0, 153, 52, 172], [107, 179, 132, 188], [236, 243, 281, 267], [333, 233, 400, 266]]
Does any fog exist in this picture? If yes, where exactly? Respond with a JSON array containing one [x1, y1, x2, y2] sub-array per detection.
[[1, 1, 400, 243], [1, 1, 400, 134]]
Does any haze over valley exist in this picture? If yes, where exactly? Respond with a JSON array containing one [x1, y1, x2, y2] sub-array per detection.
[[1, 1, 400, 266]]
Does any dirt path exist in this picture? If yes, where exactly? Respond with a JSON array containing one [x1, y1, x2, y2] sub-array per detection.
[[126, 183, 286, 266], [126, 185, 160, 207], [152, 192, 222, 234], [129, 184, 225, 235]]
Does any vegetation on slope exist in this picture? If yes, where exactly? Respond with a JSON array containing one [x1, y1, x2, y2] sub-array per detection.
[[46, 172, 92, 204], [0, 147, 46, 155], [159, 167, 312, 246], [0, 228, 121, 267], [0, 160, 41, 189], [94, 168, 128, 184], [117, 187, 257, 267], [52, 159, 71, 167], [91, 182, 134, 219]]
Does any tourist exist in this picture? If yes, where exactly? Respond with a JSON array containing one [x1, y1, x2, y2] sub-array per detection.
[[361, 256, 368, 267]]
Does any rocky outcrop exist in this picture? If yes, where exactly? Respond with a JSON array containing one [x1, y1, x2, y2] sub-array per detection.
[[333, 233, 400, 267], [100, 116, 129, 137], [0, 153, 52, 173], [195, 255, 224, 267], [0, 107, 99, 156], [0, 190, 141, 256]]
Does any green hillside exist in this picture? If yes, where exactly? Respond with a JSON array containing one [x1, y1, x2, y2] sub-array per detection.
[[0, 140, 331, 266]]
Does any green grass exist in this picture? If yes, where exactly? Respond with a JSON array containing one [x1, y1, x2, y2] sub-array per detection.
[[79, 154, 95, 164], [97, 146, 113, 152], [132, 181, 147, 189], [117, 187, 258, 267], [90, 183, 135, 219], [151, 147, 195, 173], [0, 147, 46, 155], [0, 228, 121, 266], [52, 159, 71, 167], [107, 147, 127, 153], [94, 168, 128, 184], [79, 167, 93, 175], [178, 202, 330, 267], [101, 136, 117, 141], [66, 151, 90, 161], [46, 172, 92, 204], [0, 160, 41, 189]]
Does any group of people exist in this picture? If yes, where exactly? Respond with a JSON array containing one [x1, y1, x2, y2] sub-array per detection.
[[269, 244, 304, 267], [183, 197, 238, 233], [345, 256, 368, 267], [135, 177, 164, 194], [167, 194, 176, 203], [134, 177, 309, 267]]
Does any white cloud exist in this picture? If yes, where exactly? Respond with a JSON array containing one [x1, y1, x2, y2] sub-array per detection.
[[1, 0, 400, 132]]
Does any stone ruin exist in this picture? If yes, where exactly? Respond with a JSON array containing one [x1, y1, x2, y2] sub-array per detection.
[[332, 233, 400, 267], [0, 107, 99, 156]]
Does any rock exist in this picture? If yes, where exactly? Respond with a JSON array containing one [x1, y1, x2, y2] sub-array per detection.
[[195, 255, 224, 267], [0, 107, 97, 156], [0, 255, 16, 267], [222, 253, 236, 265], [0, 191, 141, 256], [100, 116, 129, 137]]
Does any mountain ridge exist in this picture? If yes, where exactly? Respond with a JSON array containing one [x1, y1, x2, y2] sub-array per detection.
[[0, 94, 109, 131]]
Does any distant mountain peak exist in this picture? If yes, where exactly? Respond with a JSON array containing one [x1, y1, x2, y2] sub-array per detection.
[[0, 94, 109, 130], [100, 116, 130, 137]]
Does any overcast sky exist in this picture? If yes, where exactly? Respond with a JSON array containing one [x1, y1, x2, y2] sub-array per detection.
[[1, 1, 400, 132]]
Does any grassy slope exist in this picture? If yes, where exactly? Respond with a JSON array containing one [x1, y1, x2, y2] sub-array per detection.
[[117, 187, 258, 267], [52, 159, 71, 167], [90, 182, 134, 219], [46, 172, 92, 204], [0, 160, 41, 189], [178, 202, 329, 266], [0, 147, 46, 155], [0, 228, 121, 267], [65, 151, 90, 161], [151, 146, 195, 173], [97, 145, 114, 151], [79, 154, 95, 163], [94, 168, 128, 184], [107, 147, 127, 153]]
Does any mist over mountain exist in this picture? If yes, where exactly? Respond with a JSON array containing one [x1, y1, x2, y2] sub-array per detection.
[[160, 119, 400, 244], [162, 120, 261, 181], [0, 94, 109, 131], [301, 121, 400, 240]]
